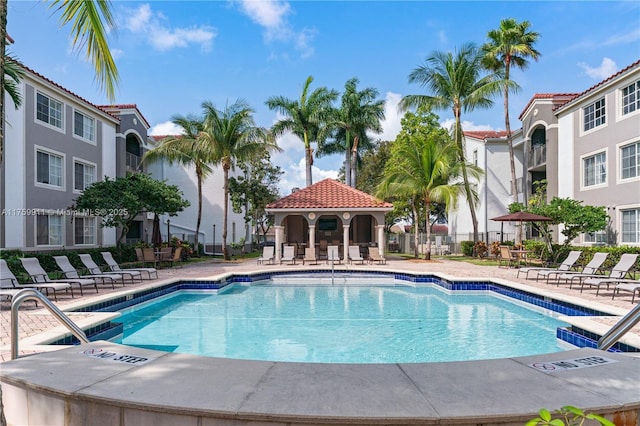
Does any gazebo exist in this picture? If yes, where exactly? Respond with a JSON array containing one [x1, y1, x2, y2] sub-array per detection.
[[265, 179, 393, 262]]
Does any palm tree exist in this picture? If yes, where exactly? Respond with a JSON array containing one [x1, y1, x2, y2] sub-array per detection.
[[400, 43, 500, 244], [265, 76, 337, 187], [142, 115, 211, 253], [318, 78, 385, 188], [4, 54, 24, 107], [1, 0, 119, 165], [482, 18, 540, 244], [377, 108, 481, 260], [201, 99, 280, 260]]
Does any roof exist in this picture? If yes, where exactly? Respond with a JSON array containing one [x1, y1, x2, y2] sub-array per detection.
[[518, 93, 578, 120], [99, 104, 151, 129], [464, 130, 508, 140], [266, 178, 393, 210]]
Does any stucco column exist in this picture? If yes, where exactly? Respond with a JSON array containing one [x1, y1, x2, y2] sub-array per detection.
[[343, 225, 350, 260], [274, 225, 284, 262], [308, 225, 316, 248], [376, 225, 385, 255]]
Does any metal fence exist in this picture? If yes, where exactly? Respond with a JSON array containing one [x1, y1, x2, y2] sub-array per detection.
[[388, 231, 516, 255]]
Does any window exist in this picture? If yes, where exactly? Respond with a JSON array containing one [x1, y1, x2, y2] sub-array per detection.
[[621, 142, 640, 180], [622, 80, 639, 115], [74, 111, 95, 142], [36, 150, 63, 187], [36, 215, 63, 246], [583, 97, 606, 131], [74, 161, 96, 191], [509, 177, 523, 195], [74, 217, 96, 245], [583, 152, 606, 187], [621, 208, 640, 243], [36, 92, 63, 129], [584, 231, 606, 244], [472, 149, 478, 166]]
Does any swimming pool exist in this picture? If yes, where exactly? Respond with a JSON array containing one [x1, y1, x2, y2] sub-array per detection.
[[113, 283, 571, 363]]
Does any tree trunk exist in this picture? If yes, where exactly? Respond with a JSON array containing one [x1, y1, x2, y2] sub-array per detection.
[[504, 62, 521, 245], [0, 0, 6, 167], [222, 164, 230, 260], [424, 199, 432, 261], [304, 130, 312, 187], [194, 169, 202, 255], [412, 200, 419, 258], [350, 135, 359, 188], [344, 131, 351, 186], [454, 110, 479, 245]]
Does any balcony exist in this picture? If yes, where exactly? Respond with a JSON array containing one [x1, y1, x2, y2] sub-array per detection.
[[126, 152, 141, 172], [529, 144, 546, 169]]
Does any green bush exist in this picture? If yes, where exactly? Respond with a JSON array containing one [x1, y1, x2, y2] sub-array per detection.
[[460, 241, 474, 257]]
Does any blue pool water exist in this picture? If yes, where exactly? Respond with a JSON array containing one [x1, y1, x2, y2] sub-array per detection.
[[114, 283, 571, 363]]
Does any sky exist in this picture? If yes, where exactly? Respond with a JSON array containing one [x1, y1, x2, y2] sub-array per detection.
[[7, 0, 640, 194]]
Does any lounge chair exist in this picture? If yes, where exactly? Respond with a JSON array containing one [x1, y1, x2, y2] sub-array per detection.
[[102, 252, 158, 279], [539, 252, 608, 285], [578, 254, 638, 295], [498, 245, 519, 268], [280, 246, 296, 265], [54, 255, 124, 289], [517, 250, 581, 279], [327, 245, 341, 264], [348, 245, 365, 264], [368, 247, 386, 265], [257, 246, 275, 265], [1, 259, 71, 301], [302, 247, 318, 265], [611, 280, 640, 303], [20, 257, 98, 295], [79, 254, 139, 284]]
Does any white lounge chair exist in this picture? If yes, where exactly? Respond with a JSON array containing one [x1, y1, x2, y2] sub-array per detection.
[[79, 254, 139, 283], [368, 247, 386, 265], [348, 246, 365, 264], [327, 245, 341, 264], [257, 246, 275, 265], [302, 247, 318, 265], [102, 252, 158, 279], [611, 280, 640, 303], [1, 259, 71, 301], [280, 246, 296, 265], [539, 252, 608, 286], [517, 250, 581, 280], [54, 255, 124, 289], [579, 254, 638, 295], [20, 257, 98, 295]]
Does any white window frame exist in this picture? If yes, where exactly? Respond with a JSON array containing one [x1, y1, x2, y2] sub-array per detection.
[[73, 158, 97, 193], [583, 230, 607, 244], [620, 206, 640, 245], [35, 91, 64, 132], [582, 97, 606, 133], [34, 146, 65, 191], [581, 149, 607, 190], [617, 139, 640, 183], [619, 79, 640, 119], [74, 216, 96, 245], [36, 214, 64, 247], [73, 109, 96, 144]]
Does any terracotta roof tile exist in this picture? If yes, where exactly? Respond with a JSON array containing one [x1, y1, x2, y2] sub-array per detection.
[[267, 179, 393, 210], [99, 104, 150, 128], [464, 130, 508, 140], [518, 93, 578, 120]]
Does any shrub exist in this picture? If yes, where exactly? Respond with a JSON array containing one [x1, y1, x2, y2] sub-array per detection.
[[460, 241, 474, 257], [474, 241, 488, 258]]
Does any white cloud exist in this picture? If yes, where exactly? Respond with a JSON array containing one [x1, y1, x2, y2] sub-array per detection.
[[110, 48, 124, 60], [124, 4, 216, 53], [150, 121, 183, 136], [439, 119, 495, 132], [378, 92, 403, 141], [277, 157, 338, 194], [578, 57, 618, 80]]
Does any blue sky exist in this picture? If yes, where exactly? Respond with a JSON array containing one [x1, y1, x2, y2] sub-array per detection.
[[8, 1, 640, 193]]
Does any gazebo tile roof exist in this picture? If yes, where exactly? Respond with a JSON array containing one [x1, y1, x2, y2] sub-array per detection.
[[267, 179, 393, 210]]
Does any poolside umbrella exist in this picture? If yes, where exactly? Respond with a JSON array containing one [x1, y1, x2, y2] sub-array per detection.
[[491, 212, 553, 243], [151, 214, 162, 247]]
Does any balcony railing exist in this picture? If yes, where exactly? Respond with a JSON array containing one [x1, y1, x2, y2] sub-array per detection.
[[126, 152, 141, 172], [529, 144, 546, 168]]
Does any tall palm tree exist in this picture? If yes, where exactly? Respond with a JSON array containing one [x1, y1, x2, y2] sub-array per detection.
[[265, 75, 337, 187], [400, 43, 500, 243], [482, 18, 540, 244], [318, 78, 385, 188], [142, 115, 210, 252], [201, 99, 280, 260], [377, 108, 481, 260], [4, 55, 23, 107], [1, 0, 119, 165]]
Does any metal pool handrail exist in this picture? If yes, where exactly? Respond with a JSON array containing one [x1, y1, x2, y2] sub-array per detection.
[[11, 289, 89, 360], [598, 303, 640, 351]]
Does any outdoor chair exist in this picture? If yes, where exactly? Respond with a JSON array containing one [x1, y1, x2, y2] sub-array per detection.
[[368, 247, 386, 264], [302, 247, 318, 265], [327, 245, 341, 264], [280, 246, 296, 265], [101, 252, 158, 279], [158, 247, 173, 267], [135, 248, 145, 263], [498, 246, 519, 268], [348, 245, 365, 264], [257, 246, 275, 265], [79, 254, 140, 284], [1, 259, 70, 301], [20, 257, 98, 295], [517, 250, 582, 280], [142, 248, 159, 268], [318, 240, 328, 260], [578, 254, 638, 295], [548, 252, 610, 287], [611, 280, 640, 303], [167, 247, 183, 268], [54, 255, 124, 289]]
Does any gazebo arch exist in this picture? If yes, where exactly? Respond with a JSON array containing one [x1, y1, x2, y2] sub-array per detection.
[[266, 179, 393, 262]]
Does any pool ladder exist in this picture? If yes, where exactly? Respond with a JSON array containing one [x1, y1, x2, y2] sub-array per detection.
[[10, 289, 89, 360], [598, 302, 640, 351]]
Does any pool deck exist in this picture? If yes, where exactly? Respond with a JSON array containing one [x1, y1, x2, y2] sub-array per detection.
[[2, 256, 640, 425]]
